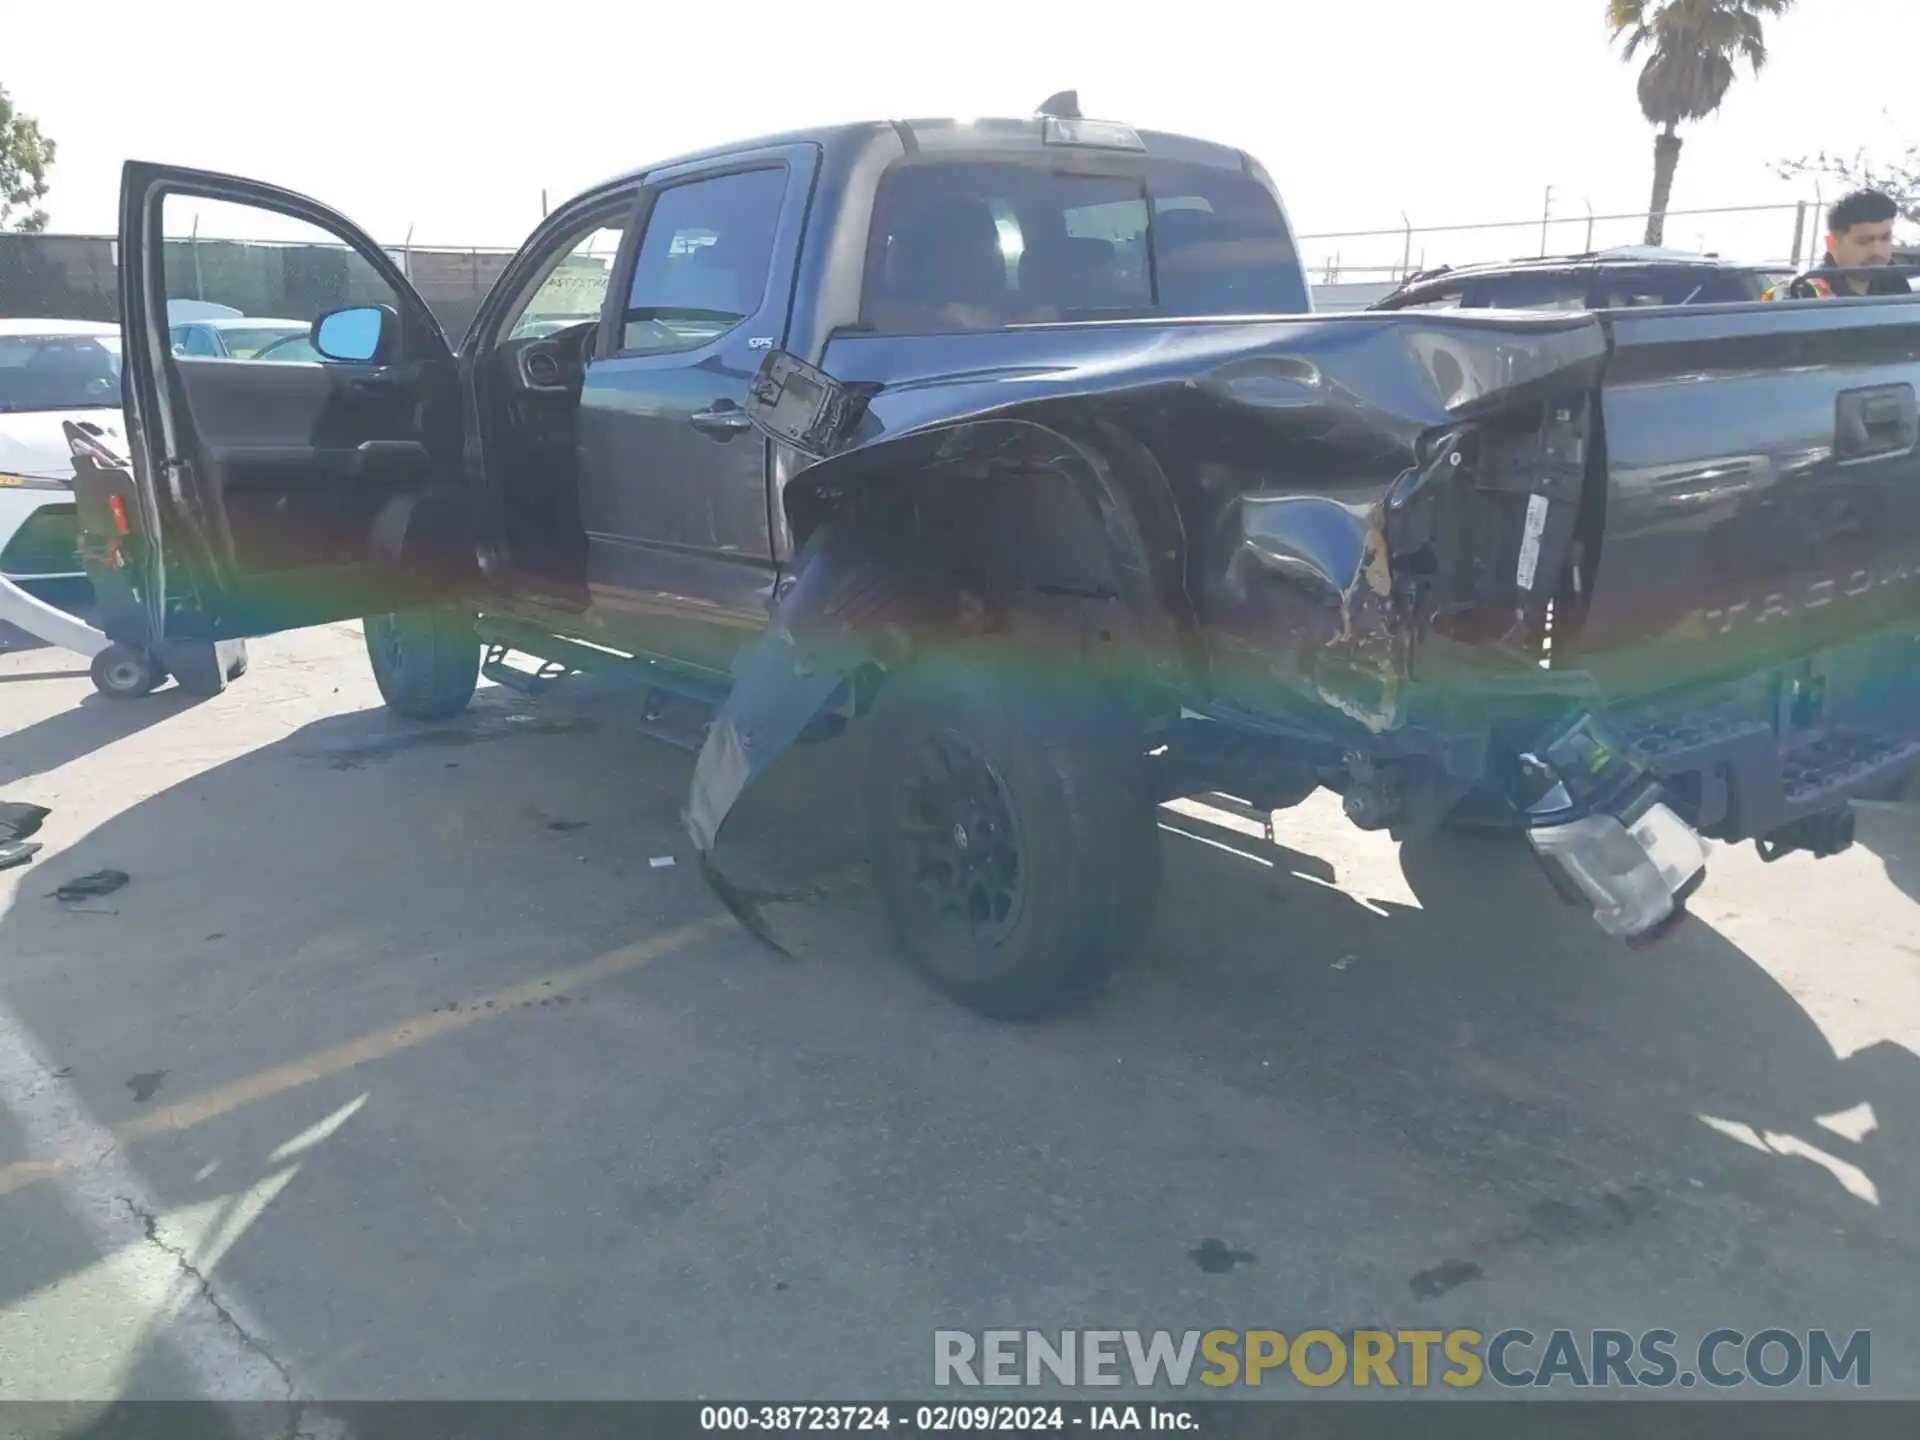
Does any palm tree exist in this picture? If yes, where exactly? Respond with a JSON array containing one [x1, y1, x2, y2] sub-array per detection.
[[1608, 0, 1794, 245]]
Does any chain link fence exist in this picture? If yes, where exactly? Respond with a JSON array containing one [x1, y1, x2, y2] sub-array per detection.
[[0, 232, 518, 342], [0, 196, 1877, 330], [1296, 199, 1827, 287]]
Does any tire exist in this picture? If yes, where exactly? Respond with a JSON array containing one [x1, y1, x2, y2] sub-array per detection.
[[90, 642, 163, 700], [364, 608, 480, 721], [861, 652, 1162, 1021]]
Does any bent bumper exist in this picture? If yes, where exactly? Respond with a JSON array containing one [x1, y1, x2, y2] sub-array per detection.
[[1519, 630, 1920, 941], [1527, 792, 1709, 942]]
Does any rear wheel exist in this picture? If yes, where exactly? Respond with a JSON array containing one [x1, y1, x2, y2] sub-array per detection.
[[364, 609, 480, 721], [862, 654, 1162, 1021]]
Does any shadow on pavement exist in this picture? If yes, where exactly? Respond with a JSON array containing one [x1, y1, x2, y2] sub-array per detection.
[[1, 686, 1916, 1396], [0, 680, 727, 1395], [1856, 802, 1920, 910], [0, 665, 93, 685], [1099, 801, 1920, 1380], [0, 690, 209, 790]]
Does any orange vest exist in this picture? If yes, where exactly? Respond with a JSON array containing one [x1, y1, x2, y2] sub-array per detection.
[[1761, 274, 1835, 301]]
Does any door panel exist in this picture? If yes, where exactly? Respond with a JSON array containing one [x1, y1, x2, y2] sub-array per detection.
[[574, 145, 819, 675], [168, 354, 439, 575], [465, 210, 635, 606], [118, 163, 476, 639]]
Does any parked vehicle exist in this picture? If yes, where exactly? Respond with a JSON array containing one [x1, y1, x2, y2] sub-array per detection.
[[1367, 246, 1791, 311], [249, 332, 324, 363], [73, 103, 1920, 1019], [168, 315, 314, 360], [0, 318, 119, 597]]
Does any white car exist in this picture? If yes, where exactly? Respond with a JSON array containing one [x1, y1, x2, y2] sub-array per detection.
[[168, 314, 314, 360], [0, 317, 121, 590]]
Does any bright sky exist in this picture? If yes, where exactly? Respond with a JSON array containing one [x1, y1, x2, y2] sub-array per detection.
[[8, 0, 1917, 277]]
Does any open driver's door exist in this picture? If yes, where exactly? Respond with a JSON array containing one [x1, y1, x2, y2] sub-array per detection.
[[113, 161, 480, 645]]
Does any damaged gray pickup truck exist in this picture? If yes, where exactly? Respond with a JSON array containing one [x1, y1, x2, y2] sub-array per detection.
[[78, 103, 1920, 1019]]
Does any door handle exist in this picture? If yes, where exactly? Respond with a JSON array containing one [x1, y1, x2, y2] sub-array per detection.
[[689, 401, 754, 438], [1836, 383, 1918, 462], [344, 371, 403, 400]]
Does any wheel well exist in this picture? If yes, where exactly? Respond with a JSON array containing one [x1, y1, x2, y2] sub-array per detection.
[[780, 416, 1194, 710]]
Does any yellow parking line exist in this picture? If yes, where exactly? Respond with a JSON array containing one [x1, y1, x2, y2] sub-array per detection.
[[0, 1160, 57, 1194], [0, 915, 727, 1199]]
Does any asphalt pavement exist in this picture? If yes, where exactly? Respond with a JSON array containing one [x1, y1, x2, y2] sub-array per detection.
[[1, 621, 1917, 1417]]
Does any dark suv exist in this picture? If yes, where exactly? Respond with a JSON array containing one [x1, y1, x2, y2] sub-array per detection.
[[1368, 246, 1789, 311]]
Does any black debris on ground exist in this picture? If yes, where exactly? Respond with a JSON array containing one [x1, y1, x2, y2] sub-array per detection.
[[50, 868, 130, 902]]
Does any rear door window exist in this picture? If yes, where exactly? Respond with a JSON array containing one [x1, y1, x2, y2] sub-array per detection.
[[1594, 269, 1763, 307], [1380, 283, 1468, 310], [863, 158, 1307, 332], [173, 324, 220, 357], [1469, 271, 1593, 310]]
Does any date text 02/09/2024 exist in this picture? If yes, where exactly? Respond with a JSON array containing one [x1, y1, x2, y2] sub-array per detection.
[[698, 1404, 1194, 1432]]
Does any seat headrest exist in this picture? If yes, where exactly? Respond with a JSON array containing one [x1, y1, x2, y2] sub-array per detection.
[[873, 195, 1010, 326], [1018, 233, 1127, 312]]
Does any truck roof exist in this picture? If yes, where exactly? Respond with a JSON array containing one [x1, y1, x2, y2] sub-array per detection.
[[588, 115, 1254, 194]]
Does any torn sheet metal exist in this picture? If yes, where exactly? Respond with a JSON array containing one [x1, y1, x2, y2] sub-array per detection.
[[683, 523, 911, 859], [689, 315, 1613, 937], [746, 316, 1607, 736]]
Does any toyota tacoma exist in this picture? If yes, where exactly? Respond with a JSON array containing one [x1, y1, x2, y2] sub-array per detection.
[[70, 99, 1920, 1018]]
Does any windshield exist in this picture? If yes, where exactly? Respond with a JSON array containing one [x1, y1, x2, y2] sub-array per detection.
[[0, 333, 122, 413], [209, 326, 311, 359], [252, 334, 324, 363]]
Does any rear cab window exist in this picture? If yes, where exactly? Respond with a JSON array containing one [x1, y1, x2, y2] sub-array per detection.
[[861, 152, 1307, 332]]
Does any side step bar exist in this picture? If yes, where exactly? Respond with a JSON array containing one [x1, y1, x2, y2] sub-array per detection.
[[472, 615, 731, 754], [481, 644, 570, 698]]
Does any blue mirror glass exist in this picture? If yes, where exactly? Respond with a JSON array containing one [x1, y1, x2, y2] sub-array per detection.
[[313, 307, 384, 362]]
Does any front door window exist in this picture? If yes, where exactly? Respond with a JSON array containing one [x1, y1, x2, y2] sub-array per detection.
[[156, 194, 403, 360], [505, 224, 626, 340]]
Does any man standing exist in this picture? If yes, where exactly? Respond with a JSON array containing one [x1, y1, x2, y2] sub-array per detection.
[[1764, 189, 1910, 299]]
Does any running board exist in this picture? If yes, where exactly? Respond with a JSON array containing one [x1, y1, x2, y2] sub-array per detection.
[[482, 644, 570, 697], [473, 614, 729, 754]]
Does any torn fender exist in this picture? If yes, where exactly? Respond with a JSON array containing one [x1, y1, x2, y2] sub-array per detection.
[[745, 320, 1610, 735], [683, 522, 912, 859]]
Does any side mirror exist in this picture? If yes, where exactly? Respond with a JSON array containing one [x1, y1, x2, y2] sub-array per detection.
[[311, 304, 397, 363]]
